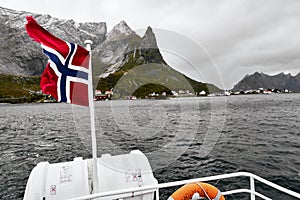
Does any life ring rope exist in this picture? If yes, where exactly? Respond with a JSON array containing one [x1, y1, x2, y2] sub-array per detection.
[[194, 182, 212, 200], [168, 182, 225, 200]]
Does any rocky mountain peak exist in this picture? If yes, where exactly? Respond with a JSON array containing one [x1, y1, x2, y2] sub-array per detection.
[[141, 26, 158, 49], [106, 20, 135, 41], [144, 26, 154, 36]]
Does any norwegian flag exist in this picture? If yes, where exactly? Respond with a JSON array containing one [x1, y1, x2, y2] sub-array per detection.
[[25, 16, 90, 106]]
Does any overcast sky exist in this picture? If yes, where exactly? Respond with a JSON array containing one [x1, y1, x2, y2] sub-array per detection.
[[1, 0, 300, 89]]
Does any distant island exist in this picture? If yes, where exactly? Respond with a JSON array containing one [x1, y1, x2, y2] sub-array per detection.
[[230, 72, 300, 94]]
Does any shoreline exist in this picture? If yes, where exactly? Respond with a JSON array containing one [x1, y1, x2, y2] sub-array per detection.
[[1, 92, 299, 105]]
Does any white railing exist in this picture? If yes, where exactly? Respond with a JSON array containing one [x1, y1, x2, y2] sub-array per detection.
[[69, 172, 300, 200]]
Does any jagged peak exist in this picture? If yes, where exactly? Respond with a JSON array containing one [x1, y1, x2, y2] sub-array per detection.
[[250, 71, 263, 77], [106, 20, 135, 41], [251, 71, 298, 78], [118, 20, 128, 26], [145, 26, 154, 35], [251, 71, 270, 77], [141, 26, 158, 49]]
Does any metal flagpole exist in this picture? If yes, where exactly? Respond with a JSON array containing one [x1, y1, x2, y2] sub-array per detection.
[[84, 40, 99, 193]]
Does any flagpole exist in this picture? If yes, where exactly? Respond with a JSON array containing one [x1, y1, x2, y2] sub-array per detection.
[[85, 40, 99, 193]]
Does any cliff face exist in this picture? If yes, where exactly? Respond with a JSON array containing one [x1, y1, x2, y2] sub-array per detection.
[[233, 72, 300, 92], [93, 22, 166, 79], [0, 7, 106, 76], [0, 7, 221, 97]]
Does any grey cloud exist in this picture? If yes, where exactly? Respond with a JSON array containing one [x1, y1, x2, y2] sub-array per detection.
[[183, 0, 300, 89]]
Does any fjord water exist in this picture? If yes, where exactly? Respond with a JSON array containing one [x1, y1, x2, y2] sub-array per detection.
[[0, 94, 299, 199]]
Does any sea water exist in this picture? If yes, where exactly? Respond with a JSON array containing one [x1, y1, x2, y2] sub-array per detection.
[[0, 93, 299, 199]]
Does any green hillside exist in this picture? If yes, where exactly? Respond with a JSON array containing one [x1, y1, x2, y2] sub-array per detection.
[[0, 74, 43, 103], [96, 50, 222, 98]]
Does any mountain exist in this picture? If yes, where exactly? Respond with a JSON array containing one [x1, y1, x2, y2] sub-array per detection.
[[232, 72, 300, 92], [0, 6, 106, 76], [93, 22, 221, 97], [0, 7, 221, 99], [92, 22, 166, 80]]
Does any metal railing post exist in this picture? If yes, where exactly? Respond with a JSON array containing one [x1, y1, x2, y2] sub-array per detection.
[[250, 176, 256, 200], [155, 188, 160, 200]]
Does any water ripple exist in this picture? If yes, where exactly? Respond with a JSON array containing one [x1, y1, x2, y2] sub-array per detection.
[[0, 94, 299, 199]]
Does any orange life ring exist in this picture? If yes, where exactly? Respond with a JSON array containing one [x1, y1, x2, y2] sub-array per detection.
[[168, 182, 225, 200]]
